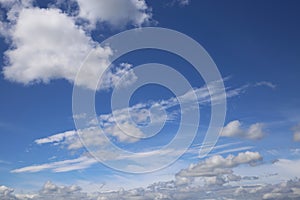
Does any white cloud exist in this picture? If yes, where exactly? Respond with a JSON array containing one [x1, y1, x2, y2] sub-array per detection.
[[35, 127, 108, 150], [221, 120, 265, 140], [76, 0, 151, 29], [210, 146, 254, 156], [0, 185, 17, 200], [272, 159, 300, 178], [167, 0, 191, 7], [28, 81, 250, 173], [255, 81, 276, 89], [100, 63, 138, 91], [177, 0, 191, 6], [6, 155, 300, 199], [35, 130, 77, 145], [176, 151, 262, 179], [11, 156, 97, 173], [2, 179, 300, 200], [1, 2, 142, 91], [2, 7, 113, 90]]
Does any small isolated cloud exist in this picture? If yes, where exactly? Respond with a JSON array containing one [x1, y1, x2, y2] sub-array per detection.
[[255, 81, 277, 89], [177, 0, 191, 6], [168, 0, 191, 7], [292, 123, 300, 142], [76, 0, 152, 29], [221, 120, 265, 140]]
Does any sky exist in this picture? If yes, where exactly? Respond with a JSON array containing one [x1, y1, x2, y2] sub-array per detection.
[[0, 0, 300, 199]]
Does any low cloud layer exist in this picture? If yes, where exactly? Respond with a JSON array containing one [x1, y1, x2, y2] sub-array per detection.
[[3, 152, 300, 200]]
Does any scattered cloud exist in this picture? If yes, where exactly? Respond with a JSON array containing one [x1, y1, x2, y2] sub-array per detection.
[[2, 179, 300, 200], [221, 120, 265, 140], [35, 80, 244, 141], [76, 0, 152, 29], [14, 80, 248, 173], [176, 151, 262, 183], [5, 152, 300, 199]]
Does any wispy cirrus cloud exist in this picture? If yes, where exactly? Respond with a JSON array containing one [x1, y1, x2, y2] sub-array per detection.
[[254, 81, 277, 89], [11, 156, 97, 173], [14, 80, 263, 173]]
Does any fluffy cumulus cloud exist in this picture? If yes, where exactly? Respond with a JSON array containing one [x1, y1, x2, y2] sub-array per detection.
[[221, 120, 265, 140], [1, 6, 112, 90], [176, 151, 262, 187], [0, 0, 150, 90], [0, 185, 17, 200], [76, 0, 151, 29]]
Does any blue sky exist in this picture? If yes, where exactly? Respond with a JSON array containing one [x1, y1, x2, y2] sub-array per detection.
[[0, 0, 300, 199]]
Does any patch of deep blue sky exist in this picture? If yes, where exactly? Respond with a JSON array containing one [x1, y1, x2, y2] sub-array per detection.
[[0, 0, 300, 190]]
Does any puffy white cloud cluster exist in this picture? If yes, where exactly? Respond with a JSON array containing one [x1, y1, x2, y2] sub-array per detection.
[[221, 120, 265, 140], [0, 185, 18, 200], [0, 0, 150, 90], [76, 0, 151, 29], [175, 151, 262, 187]]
